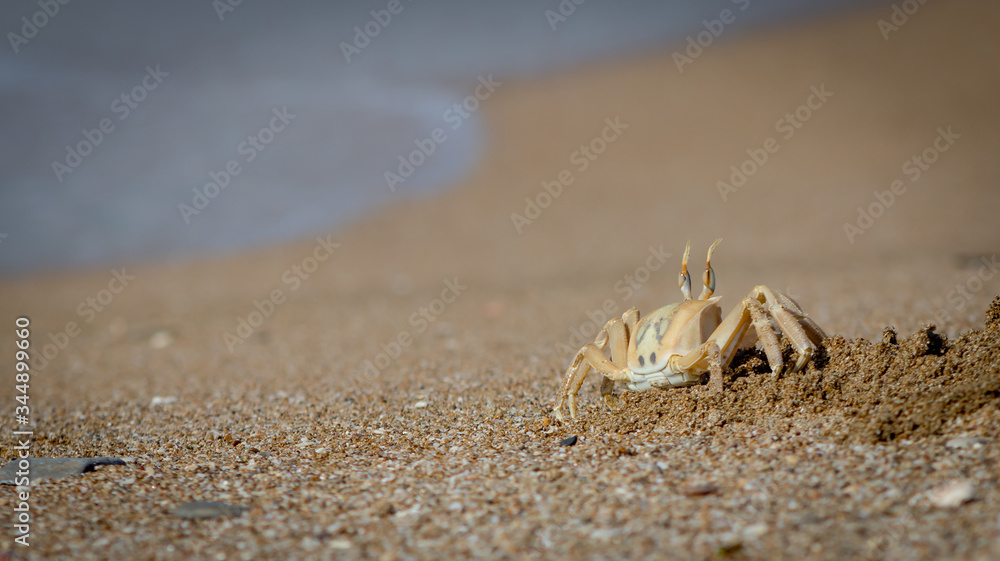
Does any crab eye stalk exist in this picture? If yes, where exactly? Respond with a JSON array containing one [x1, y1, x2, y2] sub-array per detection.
[[699, 267, 716, 299], [679, 240, 693, 299], [698, 238, 722, 299]]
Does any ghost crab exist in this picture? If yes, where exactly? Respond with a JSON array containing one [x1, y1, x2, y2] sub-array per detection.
[[554, 239, 827, 421]]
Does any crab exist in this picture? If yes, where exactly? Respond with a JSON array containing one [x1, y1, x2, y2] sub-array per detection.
[[554, 239, 827, 420]]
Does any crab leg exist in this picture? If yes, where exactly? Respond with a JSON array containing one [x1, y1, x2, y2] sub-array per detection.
[[670, 340, 725, 393], [679, 285, 825, 387], [554, 309, 637, 421], [603, 308, 640, 405], [751, 286, 827, 372], [745, 297, 785, 374], [753, 286, 827, 344]]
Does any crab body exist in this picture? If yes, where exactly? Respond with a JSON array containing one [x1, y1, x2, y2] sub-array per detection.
[[625, 297, 723, 391], [554, 239, 827, 420]]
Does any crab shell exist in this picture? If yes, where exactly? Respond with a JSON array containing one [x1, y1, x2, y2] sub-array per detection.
[[626, 297, 726, 391]]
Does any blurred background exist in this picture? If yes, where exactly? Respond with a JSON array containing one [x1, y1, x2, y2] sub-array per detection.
[[0, 0, 881, 275]]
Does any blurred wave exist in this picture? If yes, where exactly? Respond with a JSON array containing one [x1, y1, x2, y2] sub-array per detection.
[[0, 0, 879, 274]]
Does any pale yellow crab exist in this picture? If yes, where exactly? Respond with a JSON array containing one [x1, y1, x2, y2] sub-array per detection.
[[554, 239, 827, 420]]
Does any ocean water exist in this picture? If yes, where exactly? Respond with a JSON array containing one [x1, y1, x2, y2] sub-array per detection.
[[0, 0, 880, 274]]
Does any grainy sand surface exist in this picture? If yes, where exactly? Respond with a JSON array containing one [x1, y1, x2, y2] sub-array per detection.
[[2, 0, 1000, 559]]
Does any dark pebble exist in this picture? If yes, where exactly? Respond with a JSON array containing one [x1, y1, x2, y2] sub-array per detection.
[[684, 483, 720, 496], [0, 457, 125, 484], [559, 436, 578, 447]]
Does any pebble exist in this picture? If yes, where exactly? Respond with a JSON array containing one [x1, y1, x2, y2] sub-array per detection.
[[149, 330, 174, 349], [742, 523, 768, 539], [0, 457, 125, 484], [928, 480, 976, 508], [372, 500, 395, 516], [172, 501, 248, 520], [150, 395, 178, 406], [684, 483, 720, 496], [559, 436, 578, 447], [945, 437, 988, 449], [716, 540, 743, 557]]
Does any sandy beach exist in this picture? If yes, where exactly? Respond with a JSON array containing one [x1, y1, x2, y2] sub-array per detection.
[[2, 0, 1000, 558]]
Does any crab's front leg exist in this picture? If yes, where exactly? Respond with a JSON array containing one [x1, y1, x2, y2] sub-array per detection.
[[554, 308, 638, 421], [669, 340, 726, 393]]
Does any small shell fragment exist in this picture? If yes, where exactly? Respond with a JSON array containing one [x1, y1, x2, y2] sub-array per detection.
[[928, 480, 976, 508]]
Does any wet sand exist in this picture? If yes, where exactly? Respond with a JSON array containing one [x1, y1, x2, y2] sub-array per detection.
[[2, 0, 1000, 558]]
